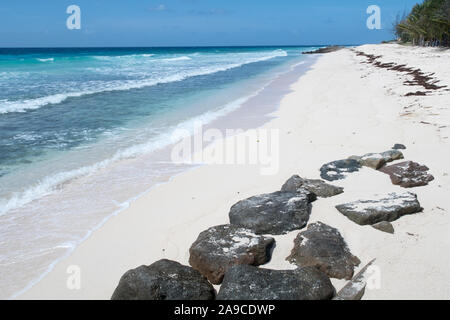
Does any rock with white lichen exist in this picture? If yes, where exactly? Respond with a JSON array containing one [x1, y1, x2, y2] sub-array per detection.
[[281, 175, 343, 198], [229, 191, 313, 235], [379, 161, 434, 188], [335, 192, 422, 225], [287, 222, 360, 280], [111, 259, 215, 300], [320, 159, 362, 181], [189, 224, 274, 284], [217, 265, 335, 300]]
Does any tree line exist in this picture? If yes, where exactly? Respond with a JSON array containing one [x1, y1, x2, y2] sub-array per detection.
[[395, 0, 450, 47]]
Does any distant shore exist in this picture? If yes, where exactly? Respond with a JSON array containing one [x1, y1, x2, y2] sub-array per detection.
[[20, 43, 450, 299]]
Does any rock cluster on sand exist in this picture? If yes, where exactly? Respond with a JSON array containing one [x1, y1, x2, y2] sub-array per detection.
[[320, 159, 362, 181], [229, 191, 313, 235], [379, 161, 434, 188], [217, 265, 335, 300], [335, 192, 422, 225], [287, 222, 360, 280], [110, 135, 435, 301], [189, 224, 275, 284], [111, 259, 215, 300], [281, 175, 344, 198], [349, 149, 404, 169]]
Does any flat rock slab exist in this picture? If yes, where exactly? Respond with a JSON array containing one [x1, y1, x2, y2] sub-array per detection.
[[350, 153, 386, 169], [287, 222, 360, 280], [189, 224, 275, 285], [335, 192, 422, 225], [229, 191, 312, 235], [111, 259, 215, 300], [334, 259, 376, 300], [350, 149, 404, 169], [379, 161, 434, 188], [372, 221, 395, 234], [380, 149, 404, 162], [320, 159, 361, 181], [217, 265, 335, 300], [281, 175, 344, 198]]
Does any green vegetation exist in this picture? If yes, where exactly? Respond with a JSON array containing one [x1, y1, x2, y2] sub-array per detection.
[[395, 0, 450, 46]]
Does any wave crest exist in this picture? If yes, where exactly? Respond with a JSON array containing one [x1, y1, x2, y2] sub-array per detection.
[[0, 50, 287, 114]]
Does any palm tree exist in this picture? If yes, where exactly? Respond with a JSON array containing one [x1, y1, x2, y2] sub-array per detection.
[[395, 0, 450, 47]]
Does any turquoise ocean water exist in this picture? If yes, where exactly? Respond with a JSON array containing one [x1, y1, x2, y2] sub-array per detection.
[[0, 46, 318, 298]]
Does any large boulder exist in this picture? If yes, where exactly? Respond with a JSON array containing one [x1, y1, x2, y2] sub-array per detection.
[[335, 192, 422, 225], [217, 265, 335, 300], [320, 159, 361, 181], [111, 259, 215, 300], [229, 191, 312, 235], [379, 161, 434, 188], [281, 175, 344, 198], [287, 222, 360, 280], [189, 224, 275, 285]]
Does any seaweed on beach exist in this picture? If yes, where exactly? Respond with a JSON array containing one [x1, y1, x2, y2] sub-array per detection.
[[354, 50, 447, 96]]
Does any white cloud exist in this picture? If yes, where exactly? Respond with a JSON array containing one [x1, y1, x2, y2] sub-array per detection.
[[150, 4, 166, 12]]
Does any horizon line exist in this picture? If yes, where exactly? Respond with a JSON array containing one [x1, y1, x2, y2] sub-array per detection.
[[0, 44, 364, 50]]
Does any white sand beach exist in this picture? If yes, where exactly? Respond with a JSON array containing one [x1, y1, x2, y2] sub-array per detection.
[[20, 44, 450, 300]]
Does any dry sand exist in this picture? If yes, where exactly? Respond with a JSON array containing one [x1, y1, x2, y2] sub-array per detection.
[[20, 44, 450, 300]]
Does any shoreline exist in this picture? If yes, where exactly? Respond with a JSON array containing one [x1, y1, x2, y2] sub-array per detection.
[[8, 53, 316, 299], [20, 44, 450, 300]]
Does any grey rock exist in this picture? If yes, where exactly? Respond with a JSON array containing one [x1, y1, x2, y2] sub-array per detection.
[[287, 222, 360, 280], [372, 221, 395, 234], [379, 161, 434, 188], [111, 259, 215, 300], [349, 149, 403, 170], [380, 149, 404, 163], [217, 265, 335, 300], [229, 191, 312, 235], [335, 192, 422, 225], [189, 224, 274, 285], [334, 259, 376, 300], [393, 144, 407, 150], [351, 154, 386, 169], [281, 175, 344, 198], [320, 159, 361, 181]]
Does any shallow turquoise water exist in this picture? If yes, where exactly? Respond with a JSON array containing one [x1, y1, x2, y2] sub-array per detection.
[[0, 46, 318, 298]]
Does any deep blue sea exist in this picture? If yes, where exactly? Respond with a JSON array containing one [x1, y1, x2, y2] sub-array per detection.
[[0, 46, 318, 298]]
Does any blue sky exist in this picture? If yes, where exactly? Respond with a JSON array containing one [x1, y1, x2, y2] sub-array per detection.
[[0, 0, 420, 47]]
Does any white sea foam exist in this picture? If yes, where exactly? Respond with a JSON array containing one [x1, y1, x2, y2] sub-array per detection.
[[93, 53, 155, 61], [0, 50, 287, 114], [36, 58, 54, 62], [161, 56, 192, 62], [0, 91, 260, 217]]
